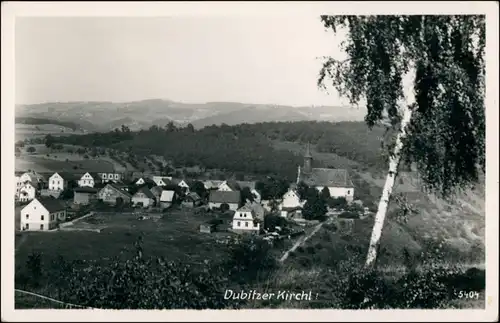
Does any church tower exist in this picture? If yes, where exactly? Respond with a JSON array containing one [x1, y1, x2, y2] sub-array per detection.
[[303, 142, 313, 174]]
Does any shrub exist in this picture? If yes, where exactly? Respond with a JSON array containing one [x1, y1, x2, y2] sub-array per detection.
[[296, 246, 304, 253], [339, 211, 359, 219], [306, 246, 316, 254]]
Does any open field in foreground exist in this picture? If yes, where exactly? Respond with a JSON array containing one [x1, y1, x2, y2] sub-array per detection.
[[15, 209, 235, 268]]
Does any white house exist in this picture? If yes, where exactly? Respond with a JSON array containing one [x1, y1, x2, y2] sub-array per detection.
[[232, 205, 261, 232], [132, 187, 156, 208], [135, 178, 146, 186], [177, 180, 190, 192], [20, 198, 67, 231], [217, 181, 240, 192], [19, 171, 44, 186], [48, 172, 66, 191], [159, 190, 176, 208], [15, 175, 23, 197], [297, 144, 355, 202], [99, 172, 122, 183], [279, 189, 305, 218], [18, 183, 36, 202], [203, 180, 224, 190], [78, 172, 96, 188]]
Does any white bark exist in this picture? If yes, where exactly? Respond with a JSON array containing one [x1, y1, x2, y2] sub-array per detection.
[[364, 69, 416, 269]]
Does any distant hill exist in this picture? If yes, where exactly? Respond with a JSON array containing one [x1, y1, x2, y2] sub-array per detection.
[[16, 99, 367, 132], [15, 117, 81, 131]]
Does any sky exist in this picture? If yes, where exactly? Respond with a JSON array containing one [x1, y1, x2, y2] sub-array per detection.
[[15, 16, 347, 106]]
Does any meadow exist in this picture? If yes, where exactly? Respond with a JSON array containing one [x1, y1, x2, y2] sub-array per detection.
[[15, 209, 235, 269]]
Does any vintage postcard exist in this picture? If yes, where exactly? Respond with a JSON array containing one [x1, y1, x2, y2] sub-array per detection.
[[1, 1, 498, 322]]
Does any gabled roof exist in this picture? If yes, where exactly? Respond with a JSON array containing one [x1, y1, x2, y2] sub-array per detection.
[[104, 183, 132, 198], [237, 205, 254, 213], [185, 192, 202, 202], [209, 190, 241, 204], [150, 186, 164, 195], [54, 172, 81, 181], [224, 180, 241, 191], [246, 201, 265, 220], [160, 190, 176, 202], [299, 168, 354, 188], [134, 186, 156, 199], [80, 172, 99, 179], [203, 180, 224, 189], [37, 197, 66, 213]]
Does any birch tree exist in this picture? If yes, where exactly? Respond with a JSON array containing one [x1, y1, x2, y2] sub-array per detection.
[[318, 16, 485, 268]]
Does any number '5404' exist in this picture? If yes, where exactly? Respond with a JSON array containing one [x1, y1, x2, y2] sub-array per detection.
[[457, 291, 480, 299]]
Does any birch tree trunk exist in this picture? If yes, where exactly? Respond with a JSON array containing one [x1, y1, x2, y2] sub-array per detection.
[[364, 69, 416, 269]]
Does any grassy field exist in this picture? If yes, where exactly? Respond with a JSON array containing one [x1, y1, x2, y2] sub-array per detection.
[[15, 209, 235, 269], [15, 124, 86, 141], [15, 155, 116, 173]]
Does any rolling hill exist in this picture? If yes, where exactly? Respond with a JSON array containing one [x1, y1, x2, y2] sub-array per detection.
[[15, 99, 367, 132]]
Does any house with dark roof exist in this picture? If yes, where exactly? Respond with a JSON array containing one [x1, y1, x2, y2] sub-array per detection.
[[98, 183, 132, 205], [132, 186, 156, 208], [150, 186, 164, 201], [208, 190, 241, 211], [73, 187, 99, 205], [296, 144, 355, 202], [182, 192, 203, 208], [217, 180, 240, 192], [20, 197, 67, 231]]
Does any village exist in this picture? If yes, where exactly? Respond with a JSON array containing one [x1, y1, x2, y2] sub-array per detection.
[[15, 145, 372, 247]]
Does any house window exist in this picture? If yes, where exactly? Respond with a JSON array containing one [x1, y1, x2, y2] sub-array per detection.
[[26, 214, 29, 219], [26, 224, 29, 229], [51, 214, 55, 221], [347, 190, 351, 194], [41, 215, 44, 221], [115, 174, 119, 179], [245, 222, 248, 227], [103, 174, 107, 179], [237, 221, 241, 227], [40, 224, 44, 230]]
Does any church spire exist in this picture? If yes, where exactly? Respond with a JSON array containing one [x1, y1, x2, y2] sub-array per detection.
[[304, 142, 312, 158]]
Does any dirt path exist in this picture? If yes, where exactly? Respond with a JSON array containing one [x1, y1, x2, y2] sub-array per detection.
[[279, 219, 332, 263]]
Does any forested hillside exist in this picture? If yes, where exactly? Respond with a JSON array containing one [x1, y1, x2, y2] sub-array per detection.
[[49, 121, 389, 180]]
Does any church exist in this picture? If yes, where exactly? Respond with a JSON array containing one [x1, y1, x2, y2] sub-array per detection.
[[296, 144, 355, 203]]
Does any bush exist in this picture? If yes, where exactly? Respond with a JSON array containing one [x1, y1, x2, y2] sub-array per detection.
[[224, 235, 277, 284], [296, 246, 304, 253], [339, 211, 359, 219], [306, 246, 316, 254]]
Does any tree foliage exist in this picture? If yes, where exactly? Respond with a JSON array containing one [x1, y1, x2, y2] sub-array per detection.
[[303, 190, 327, 220], [318, 15, 485, 197]]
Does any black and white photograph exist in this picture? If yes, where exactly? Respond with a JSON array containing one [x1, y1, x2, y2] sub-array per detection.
[[1, 1, 498, 322]]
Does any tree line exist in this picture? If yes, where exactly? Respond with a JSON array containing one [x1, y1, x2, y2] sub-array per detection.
[[47, 121, 391, 182]]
